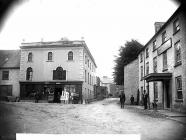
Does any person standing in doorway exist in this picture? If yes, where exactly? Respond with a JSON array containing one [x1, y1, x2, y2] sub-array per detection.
[[119, 90, 125, 109], [130, 95, 134, 105]]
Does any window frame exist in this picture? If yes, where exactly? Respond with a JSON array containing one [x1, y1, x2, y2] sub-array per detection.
[[28, 52, 33, 62], [146, 62, 149, 75], [162, 51, 168, 71], [153, 40, 156, 51], [173, 18, 180, 34], [153, 57, 157, 73], [162, 31, 167, 44], [146, 48, 149, 58], [68, 51, 73, 61], [175, 76, 183, 100], [2, 71, 9, 80], [48, 52, 53, 61], [140, 66, 143, 80], [26, 67, 33, 80], [174, 40, 181, 66]]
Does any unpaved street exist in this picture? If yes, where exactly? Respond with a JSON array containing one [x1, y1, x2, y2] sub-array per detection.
[[0, 98, 186, 140]]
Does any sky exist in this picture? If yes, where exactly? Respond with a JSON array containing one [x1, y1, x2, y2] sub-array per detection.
[[0, 0, 179, 78]]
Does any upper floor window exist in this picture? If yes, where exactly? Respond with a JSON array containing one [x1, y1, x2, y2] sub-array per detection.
[[153, 57, 157, 73], [26, 67, 33, 80], [146, 62, 149, 75], [68, 51, 73, 60], [140, 53, 143, 62], [48, 52, 53, 61], [28, 52, 32, 62], [153, 40, 156, 51], [140, 66, 143, 80], [88, 59, 89, 67], [175, 41, 181, 65], [2, 71, 9, 80], [163, 51, 167, 70], [173, 18, 180, 34], [85, 70, 87, 82], [53, 67, 66, 80], [175, 76, 182, 100], [85, 56, 87, 64], [162, 31, 167, 44], [146, 48, 149, 58]]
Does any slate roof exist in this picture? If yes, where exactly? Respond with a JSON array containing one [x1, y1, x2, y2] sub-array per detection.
[[0, 50, 20, 69]]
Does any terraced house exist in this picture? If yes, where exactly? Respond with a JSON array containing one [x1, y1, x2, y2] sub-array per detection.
[[139, 5, 186, 112], [0, 39, 97, 103]]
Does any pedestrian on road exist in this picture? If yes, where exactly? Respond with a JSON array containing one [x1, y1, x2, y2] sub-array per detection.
[[34, 91, 39, 103], [130, 95, 134, 105], [143, 90, 148, 109], [119, 90, 125, 109]]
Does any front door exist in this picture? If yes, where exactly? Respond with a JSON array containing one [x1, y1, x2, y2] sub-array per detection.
[[165, 82, 170, 108]]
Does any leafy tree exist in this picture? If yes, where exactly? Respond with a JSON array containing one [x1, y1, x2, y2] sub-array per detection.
[[113, 39, 144, 85]]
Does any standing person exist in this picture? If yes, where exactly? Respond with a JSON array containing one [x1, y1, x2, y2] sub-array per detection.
[[143, 90, 148, 109], [34, 91, 39, 103], [119, 90, 125, 109], [130, 95, 134, 105]]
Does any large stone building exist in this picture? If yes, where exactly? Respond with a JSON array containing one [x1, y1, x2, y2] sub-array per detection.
[[124, 59, 139, 104], [0, 40, 97, 103], [138, 5, 186, 112], [0, 50, 20, 100]]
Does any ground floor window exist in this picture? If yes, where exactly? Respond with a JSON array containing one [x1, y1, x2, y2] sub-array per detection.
[[175, 76, 182, 100], [154, 82, 158, 99], [0, 85, 12, 96]]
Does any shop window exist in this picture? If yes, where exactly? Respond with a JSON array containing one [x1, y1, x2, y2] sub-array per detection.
[[175, 41, 181, 66], [68, 51, 73, 60], [26, 67, 33, 80], [53, 67, 66, 80], [28, 52, 32, 62], [175, 76, 182, 100], [48, 52, 53, 61], [173, 18, 180, 34], [2, 71, 9, 80]]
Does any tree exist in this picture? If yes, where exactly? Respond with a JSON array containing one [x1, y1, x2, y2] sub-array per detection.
[[113, 39, 144, 85]]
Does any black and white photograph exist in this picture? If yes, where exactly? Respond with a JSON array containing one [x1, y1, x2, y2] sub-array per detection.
[[0, 0, 186, 140]]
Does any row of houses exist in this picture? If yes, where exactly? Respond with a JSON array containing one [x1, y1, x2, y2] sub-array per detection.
[[124, 5, 186, 112], [0, 40, 97, 103]]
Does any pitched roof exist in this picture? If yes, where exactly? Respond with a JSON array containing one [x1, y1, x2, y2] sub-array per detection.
[[0, 50, 20, 69]]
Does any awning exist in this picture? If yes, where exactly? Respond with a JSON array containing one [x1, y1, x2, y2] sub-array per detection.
[[143, 73, 172, 82]]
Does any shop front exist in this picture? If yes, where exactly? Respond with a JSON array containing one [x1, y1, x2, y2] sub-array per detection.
[[20, 81, 83, 104]]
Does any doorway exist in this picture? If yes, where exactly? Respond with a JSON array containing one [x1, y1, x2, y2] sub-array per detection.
[[54, 88, 62, 103], [164, 81, 170, 108]]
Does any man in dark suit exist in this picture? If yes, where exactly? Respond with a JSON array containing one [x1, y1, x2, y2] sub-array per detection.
[[119, 91, 125, 109]]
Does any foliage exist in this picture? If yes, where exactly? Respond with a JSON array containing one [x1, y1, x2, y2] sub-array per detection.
[[113, 39, 144, 85]]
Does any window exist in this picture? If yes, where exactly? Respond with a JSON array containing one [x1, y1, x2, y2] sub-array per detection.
[[163, 51, 167, 70], [153, 57, 157, 73], [85, 70, 87, 82], [28, 52, 32, 62], [140, 66, 143, 80], [90, 62, 91, 70], [154, 82, 158, 99], [48, 52, 53, 61], [90, 75, 91, 85], [173, 18, 180, 34], [0, 85, 12, 96], [88, 59, 89, 67], [85, 56, 87, 64], [26, 67, 33, 80], [153, 40, 156, 51], [175, 76, 182, 100], [2, 71, 9, 80], [68, 51, 73, 60], [146, 62, 149, 75], [53, 67, 66, 80], [162, 31, 167, 44], [146, 48, 149, 58], [175, 41, 181, 65], [140, 53, 143, 62], [88, 73, 89, 84]]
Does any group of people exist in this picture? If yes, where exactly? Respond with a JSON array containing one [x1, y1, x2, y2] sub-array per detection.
[[119, 90, 149, 109]]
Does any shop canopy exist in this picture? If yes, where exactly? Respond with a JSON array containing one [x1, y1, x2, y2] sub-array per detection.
[[143, 73, 172, 82]]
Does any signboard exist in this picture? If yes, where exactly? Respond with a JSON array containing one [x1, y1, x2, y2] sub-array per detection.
[[157, 38, 172, 55]]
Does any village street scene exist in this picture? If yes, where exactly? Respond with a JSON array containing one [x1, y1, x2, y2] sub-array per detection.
[[0, 0, 186, 140]]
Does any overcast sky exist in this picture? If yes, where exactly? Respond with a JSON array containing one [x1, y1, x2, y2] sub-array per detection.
[[0, 0, 178, 78]]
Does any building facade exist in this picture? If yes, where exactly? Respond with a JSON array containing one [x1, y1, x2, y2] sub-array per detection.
[[138, 5, 186, 112], [19, 40, 97, 103], [0, 50, 20, 100], [124, 59, 139, 104]]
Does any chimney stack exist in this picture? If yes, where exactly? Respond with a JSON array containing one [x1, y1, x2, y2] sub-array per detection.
[[154, 22, 165, 33]]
